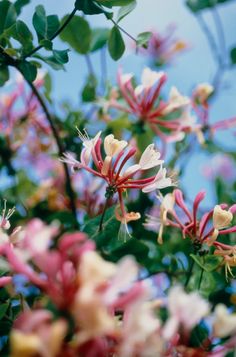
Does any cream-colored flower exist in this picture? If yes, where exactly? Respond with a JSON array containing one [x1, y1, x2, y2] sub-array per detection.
[[139, 144, 163, 170], [77, 129, 102, 165], [193, 83, 214, 103], [134, 68, 164, 96], [163, 286, 210, 340], [213, 304, 236, 338], [104, 134, 127, 157], [213, 205, 233, 230], [162, 86, 190, 115], [142, 167, 172, 193]]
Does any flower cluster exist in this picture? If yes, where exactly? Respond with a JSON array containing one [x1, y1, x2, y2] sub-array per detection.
[[145, 189, 236, 276], [62, 130, 172, 232], [0, 215, 235, 357]]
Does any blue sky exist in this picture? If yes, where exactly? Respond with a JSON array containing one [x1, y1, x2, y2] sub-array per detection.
[[2, 0, 236, 205]]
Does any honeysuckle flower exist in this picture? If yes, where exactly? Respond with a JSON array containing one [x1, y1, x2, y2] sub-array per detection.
[[202, 153, 235, 182], [61, 131, 172, 231], [163, 286, 210, 340], [161, 86, 190, 115], [10, 310, 67, 357], [108, 67, 199, 155], [193, 83, 214, 105], [139, 27, 188, 67], [144, 189, 236, 254], [213, 304, 236, 338]]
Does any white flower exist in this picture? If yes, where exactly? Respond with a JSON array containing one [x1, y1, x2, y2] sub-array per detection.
[[213, 205, 233, 230], [213, 304, 236, 338], [139, 144, 163, 170], [162, 86, 190, 115], [134, 68, 164, 96], [104, 134, 128, 157], [163, 286, 210, 340], [142, 167, 172, 193], [120, 73, 133, 85], [78, 129, 102, 165]]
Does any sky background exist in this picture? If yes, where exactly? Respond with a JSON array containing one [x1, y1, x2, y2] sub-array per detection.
[[2, 0, 236, 206]]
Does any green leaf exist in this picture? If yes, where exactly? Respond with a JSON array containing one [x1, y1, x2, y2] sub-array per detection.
[[90, 28, 109, 52], [230, 47, 236, 64], [75, 0, 112, 16], [14, 0, 30, 15], [108, 26, 125, 60], [98, 0, 134, 6], [60, 15, 92, 54], [137, 31, 152, 49], [52, 49, 69, 64], [18, 60, 37, 82], [117, 0, 136, 22], [190, 254, 223, 272], [82, 75, 97, 102], [39, 39, 53, 50], [16, 20, 33, 44], [0, 65, 9, 86], [186, 0, 230, 12], [32, 5, 60, 41], [0, 0, 17, 36], [33, 53, 66, 71], [0, 303, 9, 320]]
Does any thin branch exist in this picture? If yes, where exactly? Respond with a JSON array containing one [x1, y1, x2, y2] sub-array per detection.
[[23, 7, 77, 59], [22, 77, 78, 225], [110, 18, 137, 43]]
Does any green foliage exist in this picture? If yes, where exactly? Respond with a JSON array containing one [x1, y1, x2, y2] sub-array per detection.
[[14, 0, 30, 15], [230, 46, 236, 64], [0, 64, 9, 86], [60, 15, 91, 54], [108, 26, 125, 60], [90, 28, 109, 52], [186, 0, 231, 12], [18, 60, 37, 82], [32, 5, 60, 42], [190, 254, 223, 272], [74, 0, 112, 16], [136, 31, 152, 49], [117, 0, 136, 22], [82, 75, 97, 102], [0, 0, 17, 36]]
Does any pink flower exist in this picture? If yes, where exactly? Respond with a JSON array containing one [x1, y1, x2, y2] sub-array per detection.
[[61, 131, 172, 229]]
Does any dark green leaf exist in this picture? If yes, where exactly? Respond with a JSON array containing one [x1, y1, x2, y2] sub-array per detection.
[[186, 0, 230, 12], [108, 26, 125, 60], [82, 75, 97, 102], [32, 5, 60, 41], [18, 60, 37, 82], [16, 20, 33, 43], [14, 0, 30, 15], [60, 15, 92, 54], [90, 28, 109, 52], [52, 49, 69, 64], [230, 47, 236, 64], [137, 31, 152, 49], [0, 65, 9, 86], [117, 0, 136, 22], [98, 0, 134, 6], [190, 254, 223, 272], [39, 39, 53, 50], [75, 0, 112, 16], [0, 0, 17, 36], [33, 53, 66, 71], [0, 303, 9, 320]]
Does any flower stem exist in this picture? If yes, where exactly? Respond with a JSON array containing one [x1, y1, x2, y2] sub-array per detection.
[[99, 197, 110, 232], [184, 258, 195, 288]]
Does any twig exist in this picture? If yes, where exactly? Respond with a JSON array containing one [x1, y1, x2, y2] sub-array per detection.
[[110, 18, 137, 43], [23, 7, 77, 59], [99, 197, 109, 232], [22, 78, 78, 225]]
